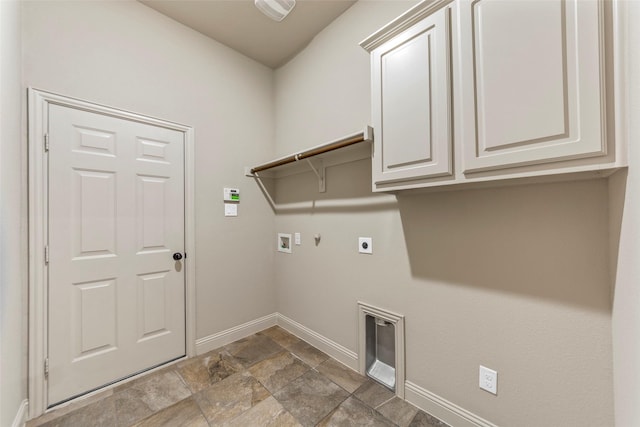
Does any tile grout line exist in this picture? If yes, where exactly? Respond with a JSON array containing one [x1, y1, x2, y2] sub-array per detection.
[[312, 392, 351, 427], [375, 395, 397, 410], [29, 328, 443, 427]]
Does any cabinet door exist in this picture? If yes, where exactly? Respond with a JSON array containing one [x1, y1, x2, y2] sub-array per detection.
[[371, 6, 453, 189], [458, 0, 605, 173]]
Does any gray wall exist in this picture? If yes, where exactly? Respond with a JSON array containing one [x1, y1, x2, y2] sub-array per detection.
[[273, 1, 614, 426], [1, 1, 27, 425], [611, 0, 640, 425], [13, 0, 638, 425], [22, 0, 277, 348]]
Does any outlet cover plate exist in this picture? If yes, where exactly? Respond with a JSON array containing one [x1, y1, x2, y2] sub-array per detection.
[[359, 237, 372, 254], [479, 365, 497, 395], [278, 233, 292, 253]]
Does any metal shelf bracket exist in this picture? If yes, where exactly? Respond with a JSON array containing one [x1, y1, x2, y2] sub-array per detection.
[[246, 126, 373, 196], [305, 158, 325, 192]]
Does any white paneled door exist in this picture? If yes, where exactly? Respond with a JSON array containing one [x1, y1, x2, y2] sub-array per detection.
[[47, 104, 186, 405]]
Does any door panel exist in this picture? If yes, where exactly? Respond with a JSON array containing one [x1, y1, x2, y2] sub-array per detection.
[[138, 176, 168, 250], [382, 32, 433, 167], [137, 271, 171, 341], [474, 0, 566, 150], [48, 104, 185, 405], [371, 5, 453, 187], [458, 0, 605, 173], [72, 279, 117, 359], [73, 169, 116, 257]]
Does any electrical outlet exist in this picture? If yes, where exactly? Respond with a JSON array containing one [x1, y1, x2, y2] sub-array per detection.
[[479, 365, 497, 395], [358, 237, 372, 254]]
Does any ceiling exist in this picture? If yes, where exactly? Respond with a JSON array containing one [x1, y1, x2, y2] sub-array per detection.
[[140, 0, 357, 69]]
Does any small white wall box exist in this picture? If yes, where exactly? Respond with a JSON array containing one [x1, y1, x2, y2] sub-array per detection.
[[223, 188, 240, 202], [359, 237, 373, 254], [278, 233, 292, 253], [224, 203, 238, 217]]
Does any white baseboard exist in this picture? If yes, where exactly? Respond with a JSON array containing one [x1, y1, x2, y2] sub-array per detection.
[[195, 313, 277, 355], [276, 313, 358, 371], [405, 381, 498, 427], [195, 313, 495, 427], [12, 399, 28, 427], [276, 314, 495, 427]]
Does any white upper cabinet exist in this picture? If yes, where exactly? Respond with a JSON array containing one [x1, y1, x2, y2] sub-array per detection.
[[364, 2, 454, 191], [458, 0, 606, 173], [362, 0, 625, 192]]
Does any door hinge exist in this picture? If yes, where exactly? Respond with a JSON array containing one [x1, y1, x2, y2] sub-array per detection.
[[44, 133, 49, 152], [44, 245, 49, 264], [44, 358, 49, 378]]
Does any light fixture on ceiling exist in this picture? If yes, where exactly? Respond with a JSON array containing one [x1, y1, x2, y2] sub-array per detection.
[[254, 0, 296, 22]]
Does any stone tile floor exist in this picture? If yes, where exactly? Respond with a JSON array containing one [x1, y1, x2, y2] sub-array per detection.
[[27, 326, 450, 427]]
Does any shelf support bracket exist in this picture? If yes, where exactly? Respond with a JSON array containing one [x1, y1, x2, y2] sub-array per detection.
[[250, 172, 277, 212], [305, 158, 325, 192]]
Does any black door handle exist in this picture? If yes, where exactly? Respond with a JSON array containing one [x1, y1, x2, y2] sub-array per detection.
[[173, 252, 183, 261]]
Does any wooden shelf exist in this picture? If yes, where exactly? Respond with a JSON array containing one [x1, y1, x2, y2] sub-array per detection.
[[246, 127, 373, 192]]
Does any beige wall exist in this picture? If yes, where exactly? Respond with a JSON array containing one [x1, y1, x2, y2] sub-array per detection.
[[22, 0, 277, 343], [14, 0, 634, 425], [611, 0, 640, 425], [273, 1, 615, 426], [0, 1, 27, 425]]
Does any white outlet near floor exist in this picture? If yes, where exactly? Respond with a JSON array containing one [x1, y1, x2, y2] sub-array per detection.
[[479, 365, 498, 395], [359, 237, 372, 254]]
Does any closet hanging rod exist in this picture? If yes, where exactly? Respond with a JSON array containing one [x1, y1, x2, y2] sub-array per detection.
[[250, 127, 373, 174]]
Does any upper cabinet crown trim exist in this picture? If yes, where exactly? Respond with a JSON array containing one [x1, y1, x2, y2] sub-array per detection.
[[360, 0, 454, 52]]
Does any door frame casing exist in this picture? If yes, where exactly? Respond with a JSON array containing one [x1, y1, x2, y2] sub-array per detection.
[[27, 88, 197, 418]]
